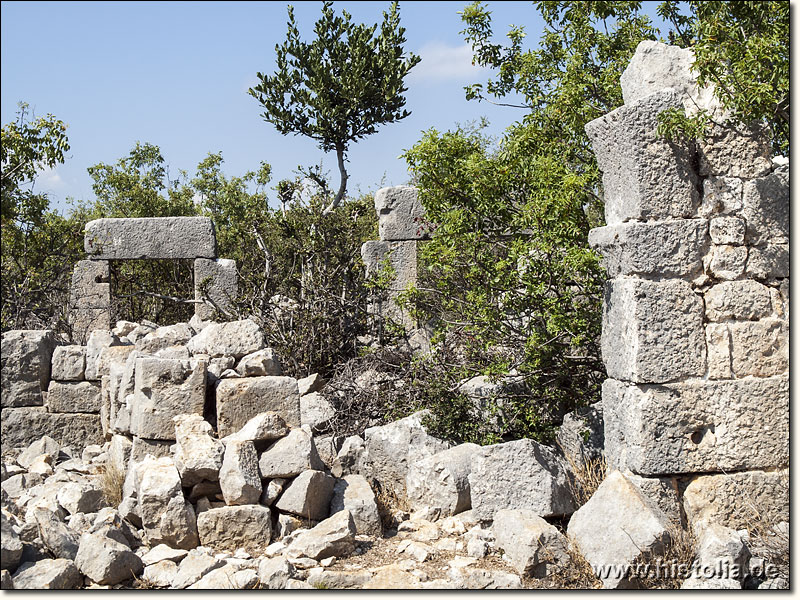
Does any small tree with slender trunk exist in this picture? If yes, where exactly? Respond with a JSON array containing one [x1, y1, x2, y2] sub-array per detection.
[[249, 1, 420, 213]]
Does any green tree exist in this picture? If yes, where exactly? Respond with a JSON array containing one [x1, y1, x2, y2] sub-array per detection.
[[249, 1, 421, 211]]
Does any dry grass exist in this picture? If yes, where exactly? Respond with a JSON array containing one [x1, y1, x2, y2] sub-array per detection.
[[541, 539, 603, 589], [743, 472, 789, 583], [561, 448, 607, 507], [370, 480, 411, 530], [99, 460, 125, 507], [632, 524, 697, 589]]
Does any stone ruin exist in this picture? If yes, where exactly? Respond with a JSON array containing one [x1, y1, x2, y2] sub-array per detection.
[[70, 216, 238, 343], [0, 41, 788, 590]]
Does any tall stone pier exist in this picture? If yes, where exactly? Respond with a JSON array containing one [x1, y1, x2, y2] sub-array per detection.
[[587, 41, 788, 530]]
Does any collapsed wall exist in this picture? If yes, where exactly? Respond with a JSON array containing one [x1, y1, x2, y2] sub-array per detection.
[[586, 41, 789, 531]]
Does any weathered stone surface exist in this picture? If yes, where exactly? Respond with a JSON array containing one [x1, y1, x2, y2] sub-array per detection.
[[694, 523, 750, 580], [1, 408, 103, 454], [568, 471, 671, 588], [172, 414, 224, 487], [361, 240, 418, 327], [706, 244, 748, 280], [625, 473, 682, 525], [746, 244, 789, 280], [194, 258, 238, 320], [297, 373, 324, 396], [374, 186, 429, 241], [216, 376, 300, 437], [107, 434, 132, 476], [135, 323, 193, 355], [1, 330, 54, 408], [11, 558, 83, 589], [257, 427, 324, 478], [46, 380, 102, 414], [493, 509, 570, 577], [85, 330, 126, 381], [704, 280, 772, 321], [469, 439, 575, 520], [332, 435, 366, 478], [131, 357, 206, 440], [70, 309, 111, 346], [51, 345, 87, 381], [171, 549, 224, 589], [556, 403, 604, 468], [286, 510, 356, 561], [130, 436, 173, 463], [330, 474, 382, 537], [258, 556, 296, 589], [363, 411, 450, 496], [234, 348, 282, 377], [89, 508, 140, 549], [585, 89, 699, 226], [683, 469, 788, 531], [603, 376, 788, 475], [142, 559, 179, 587], [84, 216, 217, 259], [196, 505, 273, 553], [141, 544, 188, 566], [16, 435, 62, 469], [69, 258, 110, 310], [406, 443, 478, 521], [300, 392, 335, 432], [276, 470, 335, 521], [1, 511, 23, 572], [314, 434, 343, 470], [589, 219, 707, 279], [219, 439, 262, 505], [225, 411, 288, 443], [138, 456, 199, 550], [698, 122, 772, 179], [188, 563, 259, 589], [700, 176, 743, 217], [186, 319, 264, 359], [727, 319, 787, 378], [56, 479, 107, 515], [681, 574, 741, 589], [601, 279, 706, 383], [75, 531, 143, 584], [709, 216, 745, 245]]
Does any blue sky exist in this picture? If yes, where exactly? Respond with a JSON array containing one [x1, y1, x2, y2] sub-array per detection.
[[1, 1, 664, 212]]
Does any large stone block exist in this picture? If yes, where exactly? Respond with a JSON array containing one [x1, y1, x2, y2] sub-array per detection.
[[468, 439, 575, 520], [172, 414, 224, 487], [215, 376, 300, 438], [329, 474, 382, 537], [601, 279, 706, 383], [258, 427, 324, 478], [682, 469, 788, 531], [69, 260, 110, 309], [46, 381, 102, 414], [1, 407, 103, 454], [741, 165, 788, 245], [493, 509, 570, 578], [745, 244, 789, 280], [727, 319, 788, 378], [1, 330, 55, 408], [51, 345, 87, 381], [703, 280, 772, 321], [374, 186, 429, 241], [275, 470, 335, 521], [130, 358, 207, 441], [406, 443, 479, 521], [361, 240, 418, 327], [705, 324, 732, 380], [84, 217, 217, 259], [137, 456, 199, 550], [603, 376, 788, 475], [585, 89, 699, 226], [698, 122, 772, 179], [194, 258, 238, 320], [186, 319, 264, 358], [589, 219, 707, 279], [196, 505, 273, 554], [69, 309, 111, 346]]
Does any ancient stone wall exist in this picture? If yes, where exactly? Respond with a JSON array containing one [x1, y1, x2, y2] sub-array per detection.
[[586, 41, 789, 531]]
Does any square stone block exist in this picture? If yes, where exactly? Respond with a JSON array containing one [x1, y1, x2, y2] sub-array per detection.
[[1, 330, 55, 408], [194, 258, 238, 320], [70, 260, 110, 309], [1, 407, 103, 455], [46, 381, 102, 414], [215, 376, 300, 438], [728, 319, 788, 378], [84, 217, 217, 259], [374, 186, 430, 241]]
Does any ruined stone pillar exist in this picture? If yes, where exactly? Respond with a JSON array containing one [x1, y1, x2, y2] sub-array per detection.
[[587, 41, 788, 530], [69, 259, 111, 344], [194, 258, 239, 320]]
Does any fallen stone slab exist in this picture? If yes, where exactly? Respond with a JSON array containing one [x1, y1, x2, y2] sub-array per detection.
[[219, 439, 262, 505], [188, 563, 259, 589], [216, 376, 300, 437], [11, 558, 83, 590], [1, 511, 23, 572], [567, 470, 671, 588], [51, 345, 87, 381], [33, 507, 80, 560], [172, 414, 224, 487], [258, 556, 296, 589], [297, 373, 324, 396], [406, 443, 478, 521], [137, 455, 199, 550], [46, 380, 102, 414], [84, 216, 217, 259], [275, 470, 336, 521], [694, 523, 750, 581], [1, 329, 54, 408], [1, 408, 103, 454], [223, 411, 288, 444], [75, 531, 144, 585], [186, 319, 264, 359], [196, 505, 273, 554], [135, 323, 193, 355], [56, 478, 107, 515], [493, 508, 570, 577], [16, 435, 62, 469], [286, 510, 357, 561], [330, 474, 382, 537], [142, 559, 180, 588], [234, 348, 282, 377], [469, 438, 575, 520], [258, 427, 324, 478]]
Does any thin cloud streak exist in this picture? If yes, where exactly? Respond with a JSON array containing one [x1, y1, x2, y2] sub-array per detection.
[[409, 42, 485, 83]]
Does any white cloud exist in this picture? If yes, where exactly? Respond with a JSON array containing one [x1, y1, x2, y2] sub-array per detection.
[[408, 42, 485, 83], [36, 165, 65, 191]]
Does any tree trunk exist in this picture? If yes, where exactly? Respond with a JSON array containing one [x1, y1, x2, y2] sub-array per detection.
[[323, 144, 348, 215]]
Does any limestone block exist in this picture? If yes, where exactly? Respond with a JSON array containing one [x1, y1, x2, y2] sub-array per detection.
[[589, 219, 707, 279], [300, 392, 335, 432], [620, 41, 697, 104], [332, 435, 367, 478], [69, 260, 110, 309], [130, 357, 206, 441], [567, 471, 671, 589], [493, 509, 570, 577], [297, 373, 324, 396], [1, 511, 23, 572], [194, 258, 238, 320], [234, 348, 282, 377], [286, 510, 356, 561], [186, 318, 264, 359], [224, 411, 288, 443], [585, 89, 699, 226], [74, 532, 143, 585], [694, 523, 750, 580], [603, 376, 788, 475], [258, 556, 296, 589], [601, 279, 706, 383], [468, 439, 575, 520], [258, 427, 324, 478], [108, 434, 132, 475], [361, 240, 417, 291], [374, 186, 429, 241], [171, 549, 224, 589], [130, 436, 173, 463], [219, 439, 262, 506], [556, 403, 604, 467], [84, 217, 217, 259], [46, 381, 102, 414], [704, 280, 772, 321], [70, 309, 111, 345], [705, 324, 732, 379], [51, 345, 87, 381], [698, 122, 772, 179], [275, 470, 336, 521], [683, 469, 788, 531], [727, 319, 788, 378], [742, 165, 789, 245], [172, 414, 224, 487], [137, 455, 199, 550], [746, 244, 789, 280], [56, 479, 107, 515], [363, 411, 451, 496], [141, 559, 178, 587], [1, 330, 55, 408], [706, 244, 747, 280], [196, 505, 273, 554], [85, 330, 128, 381], [0, 407, 102, 454], [700, 176, 743, 217], [11, 558, 83, 589], [216, 376, 299, 438], [135, 323, 193, 355], [188, 563, 259, 589], [406, 443, 479, 521], [709, 216, 745, 245], [624, 473, 682, 526], [330, 474, 382, 537]]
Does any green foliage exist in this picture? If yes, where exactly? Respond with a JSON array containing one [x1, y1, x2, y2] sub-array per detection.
[[656, 106, 710, 143], [249, 1, 420, 208]]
